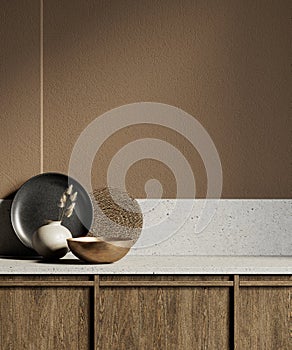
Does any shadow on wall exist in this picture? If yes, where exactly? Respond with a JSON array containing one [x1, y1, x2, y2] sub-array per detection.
[[0, 191, 37, 257]]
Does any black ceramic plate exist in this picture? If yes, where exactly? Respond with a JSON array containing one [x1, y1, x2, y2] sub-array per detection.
[[11, 173, 93, 249]]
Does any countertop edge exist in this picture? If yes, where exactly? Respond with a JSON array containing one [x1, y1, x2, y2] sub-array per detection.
[[0, 255, 291, 275]]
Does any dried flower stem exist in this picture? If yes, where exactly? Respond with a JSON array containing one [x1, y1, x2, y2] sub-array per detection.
[[57, 185, 78, 223]]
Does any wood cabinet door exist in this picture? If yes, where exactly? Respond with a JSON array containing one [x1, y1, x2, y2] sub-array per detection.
[[97, 276, 231, 350], [0, 276, 91, 350], [238, 276, 292, 350]]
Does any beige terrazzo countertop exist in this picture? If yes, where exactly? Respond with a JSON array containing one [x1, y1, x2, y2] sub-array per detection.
[[0, 253, 291, 275]]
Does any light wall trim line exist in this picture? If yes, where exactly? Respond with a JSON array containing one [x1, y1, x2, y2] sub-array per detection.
[[40, 0, 44, 173]]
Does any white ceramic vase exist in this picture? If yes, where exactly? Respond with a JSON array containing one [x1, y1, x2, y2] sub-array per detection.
[[32, 221, 72, 259]]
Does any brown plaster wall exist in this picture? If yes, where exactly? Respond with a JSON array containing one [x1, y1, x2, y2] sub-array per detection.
[[1, 1, 291, 198]]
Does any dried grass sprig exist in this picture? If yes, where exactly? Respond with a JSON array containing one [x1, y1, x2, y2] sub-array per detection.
[[57, 185, 78, 222], [66, 184, 73, 195], [65, 202, 76, 218], [70, 192, 78, 202]]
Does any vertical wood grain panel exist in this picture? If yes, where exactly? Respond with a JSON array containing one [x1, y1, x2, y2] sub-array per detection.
[[43, 0, 290, 198], [99, 287, 140, 349], [0, 277, 90, 350], [238, 287, 292, 349], [98, 280, 230, 349], [0, 0, 40, 197]]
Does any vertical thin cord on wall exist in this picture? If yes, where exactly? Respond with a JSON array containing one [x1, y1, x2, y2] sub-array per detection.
[[40, 0, 44, 173]]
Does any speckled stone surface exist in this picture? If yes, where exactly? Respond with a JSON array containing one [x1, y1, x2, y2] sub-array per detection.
[[131, 199, 292, 256], [0, 253, 291, 274]]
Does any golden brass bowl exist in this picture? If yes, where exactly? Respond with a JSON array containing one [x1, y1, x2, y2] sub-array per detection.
[[67, 237, 133, 263]]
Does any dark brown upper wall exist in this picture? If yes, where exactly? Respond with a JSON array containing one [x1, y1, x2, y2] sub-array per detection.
[[1, 1, 291, 198]]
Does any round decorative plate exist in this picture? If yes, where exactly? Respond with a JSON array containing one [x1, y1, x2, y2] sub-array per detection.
[[11, 173, 93, 249]]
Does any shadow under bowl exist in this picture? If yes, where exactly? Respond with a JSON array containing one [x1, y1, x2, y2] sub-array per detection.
[[67, 237, 133, 264]]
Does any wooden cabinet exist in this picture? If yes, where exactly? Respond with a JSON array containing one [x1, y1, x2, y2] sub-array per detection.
[[0, 276, 91, 350], [237, 276, 292, 350], [0, 275, 291, 350], [97, 276, 231, 350]]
